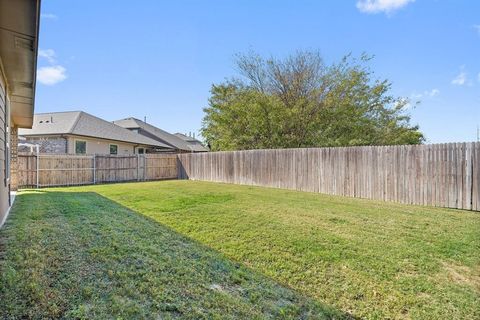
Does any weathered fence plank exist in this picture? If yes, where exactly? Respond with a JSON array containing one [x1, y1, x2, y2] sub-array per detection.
[[145, 154, 177, 180], [17, 153, 178, 188], [178, 143, 480, 211], [18, 143, 480, 211]]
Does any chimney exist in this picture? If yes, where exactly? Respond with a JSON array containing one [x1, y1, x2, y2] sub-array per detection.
[[193, 132, 195, 139], [144, 116, 147, 123]]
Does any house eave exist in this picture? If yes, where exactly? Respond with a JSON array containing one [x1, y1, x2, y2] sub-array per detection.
[[0, 0, 41, 128]]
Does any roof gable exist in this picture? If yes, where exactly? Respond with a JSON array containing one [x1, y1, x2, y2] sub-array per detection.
[[18, 111, 81, 135]]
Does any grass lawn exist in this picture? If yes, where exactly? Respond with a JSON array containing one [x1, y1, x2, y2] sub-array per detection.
[[1, 181, 479, 319]]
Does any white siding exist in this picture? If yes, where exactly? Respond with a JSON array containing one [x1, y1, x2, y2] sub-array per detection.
[[0, 67, 9, 222], [66, 136, 139, 155]]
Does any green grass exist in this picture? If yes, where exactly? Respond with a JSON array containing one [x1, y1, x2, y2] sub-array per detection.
[[1, 180, 479, 319], [0, 190, 337, 319]]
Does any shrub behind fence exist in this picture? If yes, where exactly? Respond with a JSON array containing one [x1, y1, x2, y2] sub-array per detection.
[[178, 142, 480, 211]]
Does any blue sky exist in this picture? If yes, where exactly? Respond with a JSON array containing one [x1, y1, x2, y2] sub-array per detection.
[[36, 0, 480, 143]]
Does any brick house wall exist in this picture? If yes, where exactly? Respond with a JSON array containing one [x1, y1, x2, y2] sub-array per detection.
[[23, 136, 68, 154], [10, 126, 18, 190]]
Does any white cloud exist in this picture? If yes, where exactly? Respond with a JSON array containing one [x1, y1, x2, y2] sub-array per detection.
[[41, 13, 57, 20], [38, 49, 57, 64], [37, 66, 67, 85], [426, 88, 440, 97], [411, 88, 440, 100], [411, 93, 422, 99], [451, 71, 467, 86], [356, 0, 414, 14], [37, 49, 67, 85]]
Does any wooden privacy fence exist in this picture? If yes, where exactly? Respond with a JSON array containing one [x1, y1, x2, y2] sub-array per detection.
[[178, 142, 480, 211], [17, 153, 178, 188]]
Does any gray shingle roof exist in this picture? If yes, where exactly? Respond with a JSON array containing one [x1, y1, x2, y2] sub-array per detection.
[[18, 111, 172, 148], [113, 117, 197, 152], [174, 133, 210, 152]]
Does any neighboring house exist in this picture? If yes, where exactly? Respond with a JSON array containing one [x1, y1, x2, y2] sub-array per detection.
[[174, 132, 209, 152], [0, 0, 41, 224], [19, 111, 173, 155], [113, 117, 206, 153]]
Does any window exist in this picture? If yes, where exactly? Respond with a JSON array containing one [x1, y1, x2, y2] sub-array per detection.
[[109, 144, 118, 155], [75, 140, 86, 154], [137, 148, 144, 154]]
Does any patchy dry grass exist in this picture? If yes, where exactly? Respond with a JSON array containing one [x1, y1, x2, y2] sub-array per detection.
[[1, 180, 479, 319]]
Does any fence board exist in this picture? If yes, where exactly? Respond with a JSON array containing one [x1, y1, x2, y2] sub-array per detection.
[[18, 153, 178, 188], [145, 154, 177, 180], [177, 143, 480, 211], [19, 143, 480, 211]]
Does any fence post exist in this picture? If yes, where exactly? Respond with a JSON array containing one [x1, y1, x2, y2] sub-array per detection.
[[137, 153, 140, 181], [93, 154, 96, 184], [35, 145, 39, 188]]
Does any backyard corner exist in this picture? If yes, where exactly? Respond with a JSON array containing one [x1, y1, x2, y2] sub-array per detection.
[[1, 1, 478, 319], [1, 180, 479, 319]]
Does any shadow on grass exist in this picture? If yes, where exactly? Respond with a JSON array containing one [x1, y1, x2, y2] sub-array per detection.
[[1, 190, 357, 319]]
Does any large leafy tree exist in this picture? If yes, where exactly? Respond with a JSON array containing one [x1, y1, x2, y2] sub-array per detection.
[[202, 51, 424, 151]]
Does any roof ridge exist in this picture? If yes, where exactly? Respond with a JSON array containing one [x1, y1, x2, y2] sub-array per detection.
[[142, 121, 193, 149], [33, 110, 83, 115], [116, 116, 139, 121], [69, 111, 84, 134], [113, 117, 196, 151]]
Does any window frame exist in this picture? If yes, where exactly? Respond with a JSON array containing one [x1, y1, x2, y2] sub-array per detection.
[[109, 144, 118, 155], [74, 139, 87, 155]]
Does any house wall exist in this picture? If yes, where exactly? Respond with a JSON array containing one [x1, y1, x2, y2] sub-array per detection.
[[0, 64, 9, 222], [65, 136, 140, 155], [10, 126, 18, 190], [21, 135, 155, 155]]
